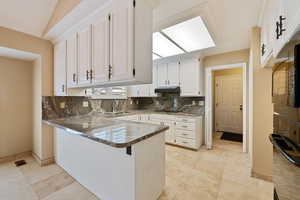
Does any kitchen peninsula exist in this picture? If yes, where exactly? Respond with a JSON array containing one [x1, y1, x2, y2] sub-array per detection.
[[43, 113, 168, 200]]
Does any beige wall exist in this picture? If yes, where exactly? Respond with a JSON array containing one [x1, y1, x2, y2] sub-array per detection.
[[43, 0, 81, 35], [0, 57, 33, 157], [203, 49, 250, 68], [249, 27, 273, 180], [0, 27, 54, 161]]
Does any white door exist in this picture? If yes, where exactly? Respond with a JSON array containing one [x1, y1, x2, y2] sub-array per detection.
[[157, 63, 168, 87], [110, 0, 134, 82], [78, 25, 92, 85], [215, 74, 243, 133], [66, 34, 78, 88], [92, 14, 110, 84], [54, 41, 67, 96], [180, 59, 200, 96], [167, 62, 180, 86]]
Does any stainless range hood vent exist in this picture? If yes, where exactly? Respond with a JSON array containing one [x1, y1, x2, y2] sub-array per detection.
[[154, 86, 180, 94]]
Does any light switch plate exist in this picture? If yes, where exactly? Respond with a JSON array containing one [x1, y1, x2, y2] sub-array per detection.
[[83, 101, 89, 107], [60, 102, 66, 109]]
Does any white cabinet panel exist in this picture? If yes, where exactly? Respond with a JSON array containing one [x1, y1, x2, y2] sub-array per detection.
[[167, 62, 180, 86], [110, 0, 134, 82], [54, 41, 67, 96], [92, 14, 109, 84], [78, 26, 92, 85], [150, 64, 158, 97], [180, 59, 203, 96], [157, 63, 168, 87], [66, 34, 78, 88], [128, 86, 139, 97], [139, 85, 150, 97]]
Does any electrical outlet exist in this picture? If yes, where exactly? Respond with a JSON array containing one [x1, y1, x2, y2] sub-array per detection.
[[82, 101, 89, 107], [192, 101, 196, 106], [60, 102, 66, 109], [199, 101, 204, 106]]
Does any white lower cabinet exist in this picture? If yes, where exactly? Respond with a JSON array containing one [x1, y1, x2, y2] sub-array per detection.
[[54, 127, 165, 200], [117, 114, 203, 150]]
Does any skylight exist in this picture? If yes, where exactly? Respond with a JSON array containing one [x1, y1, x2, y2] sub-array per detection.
[[152, 32, 185, 58], [162, 16, 215, 52], [152, 53, 161, 60]]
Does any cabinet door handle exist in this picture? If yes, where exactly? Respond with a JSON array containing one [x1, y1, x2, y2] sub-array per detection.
[[90, 69, 93, 80], [276, 21, 281, 39], [62, 84, 65, 93], [73, 73, 76, 83], [261, 44, 266, 56], [86, 70, 89, 80], [279, 15, 286, 36]]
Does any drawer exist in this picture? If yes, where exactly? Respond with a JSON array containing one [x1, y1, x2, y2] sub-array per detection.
[[175, 117, 197, 123], [175, 137, 196, 149], [175, 130, 195, 139], [175, 122, 195, 131]]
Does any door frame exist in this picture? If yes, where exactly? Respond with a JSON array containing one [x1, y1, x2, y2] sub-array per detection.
[[205, 63, 248, 153]]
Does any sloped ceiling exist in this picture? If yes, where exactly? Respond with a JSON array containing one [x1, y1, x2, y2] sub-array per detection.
[[0, 0, 58, 37], [154, 0, 264, 56]]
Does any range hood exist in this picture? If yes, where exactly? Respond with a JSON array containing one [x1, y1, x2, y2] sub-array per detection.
[[155, 86, 181, 94]]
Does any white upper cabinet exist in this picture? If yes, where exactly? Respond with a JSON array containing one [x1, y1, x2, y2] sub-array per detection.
[[55, 0, 153, 89], [91, 13, 110, 84], [167, 62, 180, 86], [180, 59, 204, 97], [157, 62, 180, 87], [157, 63, 168, 87], [77, 25, 92, 86], [261, 0, 300, 66], [110, 0, 134, 82], [66, 34, 78, 88], [54, 41, 67, 96]]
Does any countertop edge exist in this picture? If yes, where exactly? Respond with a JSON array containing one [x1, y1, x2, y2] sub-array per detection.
[[42, 120, 169, 148]]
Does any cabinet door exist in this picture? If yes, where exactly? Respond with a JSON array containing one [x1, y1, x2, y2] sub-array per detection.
[[54, 41, 67, 96], [167, 62, 180, 86], [284, 0, 300, 36], [78, 25, 92, 85], [66, 34, 78, 88], [92, 15, 110, 84], [157, 63, 168, 87], [180, 59, 201, 96], [149, 64, 158, 96], [110, 0, 134, 82], [164, 122, 175, 144]]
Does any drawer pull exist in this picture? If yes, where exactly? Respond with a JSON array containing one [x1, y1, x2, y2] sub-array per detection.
[[182, 141, 188, 144], [182, 126, 188, 128]]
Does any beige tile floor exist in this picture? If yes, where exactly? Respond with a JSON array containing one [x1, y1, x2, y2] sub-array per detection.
[[0, 133, 273, 200]]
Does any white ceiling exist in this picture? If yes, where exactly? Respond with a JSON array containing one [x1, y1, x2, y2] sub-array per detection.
[[0, 0, 58, 37], [154, 0, 264, 57]]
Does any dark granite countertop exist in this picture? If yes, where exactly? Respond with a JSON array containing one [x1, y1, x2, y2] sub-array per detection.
[[43, 113, 169, 148]]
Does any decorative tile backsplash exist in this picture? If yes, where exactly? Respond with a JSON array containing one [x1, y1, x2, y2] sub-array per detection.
[[42, 95, 205, 120]]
